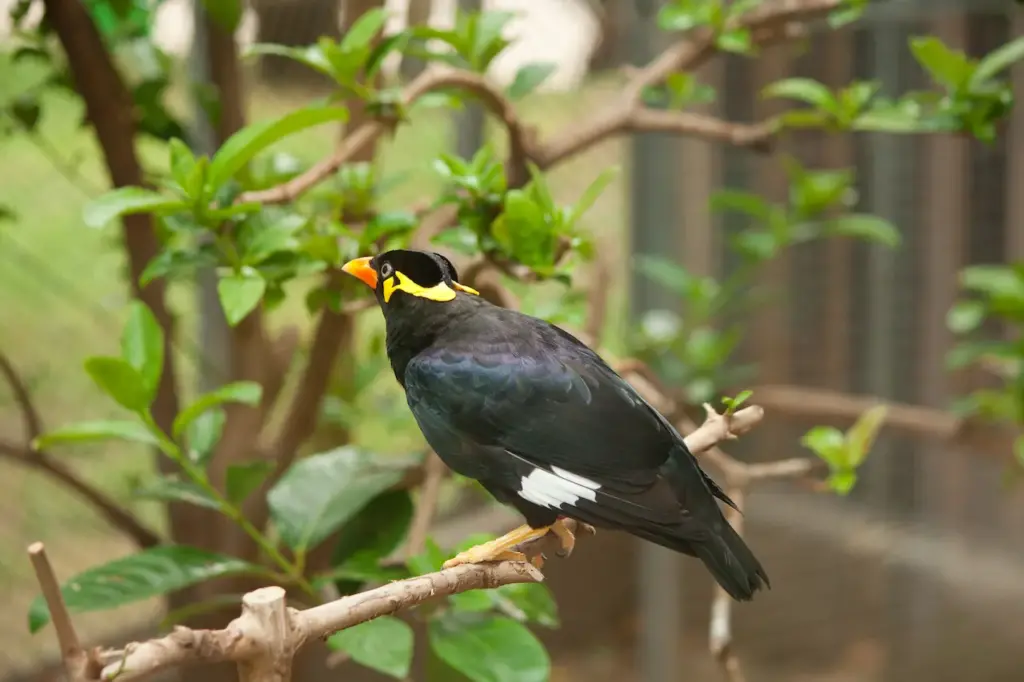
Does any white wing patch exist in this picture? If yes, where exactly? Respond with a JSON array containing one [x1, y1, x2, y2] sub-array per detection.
[[518, 465, 601, 509]]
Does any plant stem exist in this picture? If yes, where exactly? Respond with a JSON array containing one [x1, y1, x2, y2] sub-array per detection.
[[140, 410, 318, 597]]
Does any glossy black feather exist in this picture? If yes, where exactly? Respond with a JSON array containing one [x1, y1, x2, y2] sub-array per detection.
[[363, 249, 769, 600]]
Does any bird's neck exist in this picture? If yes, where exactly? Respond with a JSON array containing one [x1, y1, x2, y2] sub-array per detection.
[[384, 298, 462, 385]]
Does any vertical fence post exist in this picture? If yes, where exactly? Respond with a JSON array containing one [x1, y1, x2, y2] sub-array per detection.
[[190, 0, 232, 393], [627, 3, 684, 682], [455, 0, 485, 160]]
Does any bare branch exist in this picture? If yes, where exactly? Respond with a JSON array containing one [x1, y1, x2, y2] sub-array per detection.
[[241, 68, 538, 206], [538, 0, 842, 168], [29, 542, 100, 681], [404, 451, 448, 559], [708, 489, 747, 682], [100, 561, 542, 681], [752, 383, 960, 437], [0, 350, 162, 548], [0, 349, 44, 439], [627, 110, 777, 151]]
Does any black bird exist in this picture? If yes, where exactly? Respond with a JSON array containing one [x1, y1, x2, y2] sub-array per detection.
[[342, 249, 769, 601]]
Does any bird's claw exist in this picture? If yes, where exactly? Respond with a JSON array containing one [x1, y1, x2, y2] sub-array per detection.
[[551, 518, 591, 557]]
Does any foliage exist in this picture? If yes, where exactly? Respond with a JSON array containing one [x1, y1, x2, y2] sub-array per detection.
[[9, 0, 1021, 679], [632, 156, 900, 405], [948, 264, 1024, 469], [801, 405, 889, 494]]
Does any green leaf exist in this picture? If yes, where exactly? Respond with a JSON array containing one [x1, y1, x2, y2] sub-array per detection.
[[244, 43, 333, 78], [722, 390, 753, 414], [493, 583, 559, 628], [327, 616, 414, 679], [506, 62, 556, 100], [267, 447, 408, 553], [565, 167, 618, 230], [331, 489, 414, 569], [406, 537, 447, 576], [84, 357, 151, 412], [10, 93, 41, 131], [134, 477, 221, 510], [492, 190, 553, 270], [826, 214, 901, 248], [972, 36, 1024, 88], [844, 404, 887, 468], [218, 271, 267, 326], [186, 408, 226, 466], [961, 265, 1024, 302], [27, 546, 264, 633], [909, 36, 975, 91], [32, 420, 158, 451], [827, 470, 857, 496], [709, 189, 773, 220], [363, 211, 417, 245], [762, 78, 838, 113], [200, 0, 242, 32], [82, 187, 185, 229], [800, 426, 846, 467], [429, 613, 550, 682], [225, 460, 274, 505], [120, 300, 164, 401], [450, 590, 496, 613], [634, 255, 693, 298], [946, 300, 986, 334], [172, 381, 262, 439], [339, 7, 388, 52], [168, 138, 197, 191], [207, 105, 350, 190], [717, 28, 752, 55]]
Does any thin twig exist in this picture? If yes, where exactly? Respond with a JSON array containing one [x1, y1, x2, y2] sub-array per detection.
[[239, 68, 538, 206], [28, 542, 98, 681], [0, 350, 162, 548], [404, 451, 448, 558], [0, 349, 44, 440], [708, 489, 747, 682]]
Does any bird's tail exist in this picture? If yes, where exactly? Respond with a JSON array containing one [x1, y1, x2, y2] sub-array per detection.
[[690, 520, 769, 601], [633, 517, 769, 601], [656, 447, 771, 601]]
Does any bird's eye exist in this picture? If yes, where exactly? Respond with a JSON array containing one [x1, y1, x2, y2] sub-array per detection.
[[378, 262, 394, 279]]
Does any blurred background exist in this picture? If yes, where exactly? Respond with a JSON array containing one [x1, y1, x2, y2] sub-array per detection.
[[2, 0, 1024, 681]]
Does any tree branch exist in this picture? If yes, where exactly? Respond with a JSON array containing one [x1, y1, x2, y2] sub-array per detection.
[[708, 489, 747, 682], [98, 561, 542, 681], [403, 451, 448, 559], [538, 0, 841, 167], [0, 350, 162, 548], [0, 349, 43, 439], [239, 68, 538, 206], [1, 441, 162, 548], [29, 542, 101, 682]]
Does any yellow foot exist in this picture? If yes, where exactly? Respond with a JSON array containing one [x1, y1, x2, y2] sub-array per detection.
[[442, 524, 551, 568]]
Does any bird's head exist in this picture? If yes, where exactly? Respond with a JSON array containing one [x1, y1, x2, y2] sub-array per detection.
[[341, 249, 480, 311]]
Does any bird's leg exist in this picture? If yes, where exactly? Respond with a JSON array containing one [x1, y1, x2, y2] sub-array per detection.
[[442, 524, 551, 568]]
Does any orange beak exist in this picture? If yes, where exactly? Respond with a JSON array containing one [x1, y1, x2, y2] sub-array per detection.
[[341, 256, 378, 289]]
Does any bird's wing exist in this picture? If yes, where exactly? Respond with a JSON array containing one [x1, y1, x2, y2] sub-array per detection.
[[405, 344, 674, 474]]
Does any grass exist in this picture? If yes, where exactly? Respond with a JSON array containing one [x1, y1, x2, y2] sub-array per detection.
[[0, 52, 631, 670]]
